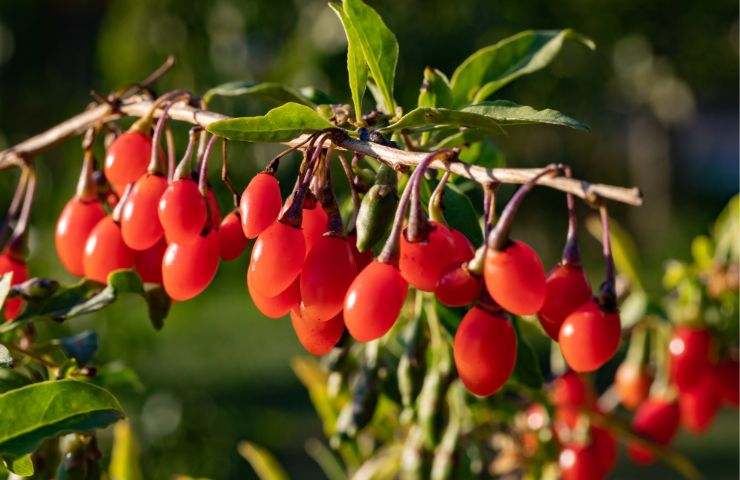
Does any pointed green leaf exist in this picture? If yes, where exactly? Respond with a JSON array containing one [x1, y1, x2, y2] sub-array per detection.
[[202, 81, 314, 107], [0, 369, 31, 394], [4, 453, 33, 476], [450, 29, 595, 105], [0, 380, 124, 458], [586, 215, 644, 292], [238, 442, 289, 480], [510, 317, 544, 389], [329, 2, 369, 119], [383, 101, 587, 133], [418, 68, 453, 109], [459, 138, 506, 169], [207, 102, 333, 142], [441, 184, 483, 247], [342, 0, 398, 114]]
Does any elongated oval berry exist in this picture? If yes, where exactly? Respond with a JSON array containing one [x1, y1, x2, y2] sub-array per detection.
[[0, 250, 28, 320], [240, 172, 282, 239], [669, 326, 713, 392], [454, 307, 517, 396], [538, 264, 591, 340], [344, 261, 408, 342], [83, 217, 136, 283], [400, 222, 457, 291], [206, 189, 222, 225], [559, 300, 621, 372], [290, 310, 344, 355], [679, 367, 720, 433], [121, 173, 168, 250], [591, 426, 617, 475], [134, 239, 166, 284], [249, 221, 305, 298], [435, 266, 481, 307], [615, 361, 652, 410], [219, 211, 248, 260], [302, 204, 328, 254], [300, 236, 357, 322], [484, 240, 546, 315], [158, 179, 207, 243], [628, 398, 680, 464], [550, 371, 595, 429], [104, 131, 153, 190], [162, 230, 220, 301], [716, 359, 739, 406], [559, 443, 603, 480], [247, 270, 299, 319], [448, 228, 475, 264], [55, 197, 106, 276]]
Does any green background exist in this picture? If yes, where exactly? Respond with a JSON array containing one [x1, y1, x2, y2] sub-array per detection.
[[0, 0, 737, 478]]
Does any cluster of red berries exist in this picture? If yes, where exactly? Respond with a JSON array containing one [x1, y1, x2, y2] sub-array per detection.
[[0, 246, 28, 321]]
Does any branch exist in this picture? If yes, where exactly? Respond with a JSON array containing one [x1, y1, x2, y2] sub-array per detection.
[[0, 97, 643, 207]]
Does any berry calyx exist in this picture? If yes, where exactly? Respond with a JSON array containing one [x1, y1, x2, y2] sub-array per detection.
[[300, 235, 357, 322], [454, 307, 517, 396], [218, 210, 248, 260], [344, 260, 408, 342], [162, 229, 220, 301], [158, 178, 208, 244], [247, 270, 299, 319], [484, 240, 547, 315], [55, 197, 106, 276], [83, 216, 136, 284], [249, 221, 306, 298], [239, 172, 282, 239], [290, 310, 345, 356], [121, 173, 168, 250], [669, 326, 713, 392], [537, 263, 591, 340], [628, 398, 680, 464], [559, 299, 621, 372]]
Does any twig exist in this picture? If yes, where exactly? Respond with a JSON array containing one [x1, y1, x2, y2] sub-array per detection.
[[0, 97, 643, 207]]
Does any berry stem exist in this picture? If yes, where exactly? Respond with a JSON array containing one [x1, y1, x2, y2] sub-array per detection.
[[220, 138, 239, 207], [482, 181, 499, 237], [317, 145, 344, 235], [75, 150, 98, 202], [197, 134, 218, 197], [338, 152, 362, 232], [173, 127, 201, 181], [487, 164, 561, 251], [147, 100, 177, 176], [427, 170, 450, 226], [598, 203, 617, 311], [165, 125, 176, 181], [111, 183, 132, 223], [561, 165, 581, 265], [407, 150, 455, 242], [8, 165, 36, 248], [278, 133, 330, 227]]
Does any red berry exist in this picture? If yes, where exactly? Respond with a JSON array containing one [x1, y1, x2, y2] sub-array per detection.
[[347, 234, 373, 270], [679, 366, 721, 434], [559, 300, 621, 372], [399, 221, 457, 291], [290, 310, 344, 356], [247, 270, 300, 319], [448, 228, 475, 264], [300, 236, 357, 322], [55, 197, 106, 276], [550, 371, 594, 429], [249, 221, 305, 298], [628, 398, 680, 464], [0, 251, 28, 320], [591, 426, 617, 475], [484, 240, 546, 315], [134, 238, 166, 284], [669, 326, 712, 392], [559, 443, 603, 480], [302, 204, 328, 254], [240, 173, 282, 239], [121, 173, 167, 250], [435, 266, 481, 307], [344, 260, 408, 342], [615, 361, 652, 410], [454, 307, 517, 396], [104, 131, 153, 190], [162, 230, 220, 301], [206, 189, 222, 225], [218, 211, 248, 260], [83, 217, 136, 283], [537, 264, 591, 340], [158, 179, 207, 243], [716, 359, 740, 407]]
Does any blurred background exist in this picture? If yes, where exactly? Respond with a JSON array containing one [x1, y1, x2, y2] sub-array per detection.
[[0, 0, 737, 478]]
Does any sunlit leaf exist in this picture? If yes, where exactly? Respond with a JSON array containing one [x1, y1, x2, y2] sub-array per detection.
[[586, 215, 645, 292], [238, 441, 289, 480], [450, 29, 595, 105], [109, 420, 142, 480], [330, 2, 369, 119], [3, 453, 33, 476], [0, 380, 124, 458], [207, 102, 334, 142], [418, 67, 453, 109], [202, 81, 314, 107], [459, 139, 506, 169]]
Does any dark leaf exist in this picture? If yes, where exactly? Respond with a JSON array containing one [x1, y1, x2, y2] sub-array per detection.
[[509, 317, 544, 389], [202, 81, 315, 107]]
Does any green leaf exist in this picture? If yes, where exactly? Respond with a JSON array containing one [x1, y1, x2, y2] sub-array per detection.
[[207, 102, 333, 142], [109, 420, 142, 480], [418, 68, 453, 109], [329, 2, 369, 119], [510, 317, 544, 389], [342, 0, 398, 114], [450, 29, 595, 106], [459, 139, 506, 169], [442, 184, 483, 247], [238, 441, 289, 480], [0, 369, 31, 394], [291, 357, 340, 437], [91, 362, 144, 394], [202, 81, 315, 108], [0, 380, 124, 458], [0, 273, 12, 310], [383, 100, 588, 133], [299, 87, 335, 106], [3, 453, 33, 476], [144, 286, 171, 331], [586, 215, 645, 292]]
